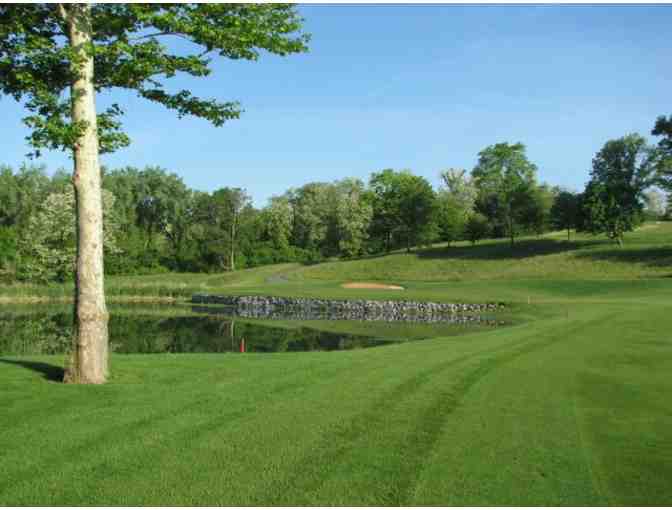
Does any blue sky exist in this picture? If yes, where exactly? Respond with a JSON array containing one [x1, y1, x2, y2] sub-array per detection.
[[1, 4, 670, 206]]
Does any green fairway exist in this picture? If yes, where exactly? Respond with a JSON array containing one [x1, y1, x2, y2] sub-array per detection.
[[1, 300, 671, 505], [1, 224, 671, 505]]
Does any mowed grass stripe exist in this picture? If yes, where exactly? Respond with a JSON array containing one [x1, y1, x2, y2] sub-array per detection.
[[0, 322, 547, 505], [409, 305, 672, 506], [259, 337, 533, 505], [282, 310, 608, 506], [1, 306, 641, 505]]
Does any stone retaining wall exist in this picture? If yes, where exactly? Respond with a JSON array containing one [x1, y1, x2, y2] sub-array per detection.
[[191, 304, 504, 324], [191, 294, 505, 322]]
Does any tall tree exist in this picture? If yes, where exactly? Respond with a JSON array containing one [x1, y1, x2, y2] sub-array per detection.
[[0, 4, 309, 383], [523, 184, 557, 238], [435, 191, 466, 245], [135, 167, 192, 258], [193, 188, 251, 271], [582, 134, 659, 245], [289, 183, 334, 255], [0, 166, 21, 228], [439, 168, 477, 214], [665, 192, 672, 221], [369, 169, 437, 253], [0, 164, 51, 229], [333, 178, 373, 257], [652, 115, 672, 190], [369, 169, 403, 252], [216, 188, 250, 271], [643, 189, 666, 219], [464, 212, 490, 245], [472, 142, 538, 246], [259, 196, 294, 251], [550, 190, 580, 240], [396, 173, 437, 252], [436, 168, 477, 245]]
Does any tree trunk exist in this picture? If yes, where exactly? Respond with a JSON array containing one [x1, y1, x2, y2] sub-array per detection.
[[509, 218, 515, 247], [506, 209, 515, 247], [230, 212, 236, 272], [62, 4, 109, 384]]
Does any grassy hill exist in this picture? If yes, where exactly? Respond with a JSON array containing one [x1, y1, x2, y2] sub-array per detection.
[[0, 222, 671, 505], [290, 222, 672, 282]]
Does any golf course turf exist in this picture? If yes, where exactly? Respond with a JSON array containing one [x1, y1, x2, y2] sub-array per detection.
[[1, 224, 671, 505]]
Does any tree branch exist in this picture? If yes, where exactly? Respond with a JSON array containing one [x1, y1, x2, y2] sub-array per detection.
[[52, 3, 69, 34], [128, 31, 197, 44], [54, 3, 68, 23], [128, 31, 176, 41]]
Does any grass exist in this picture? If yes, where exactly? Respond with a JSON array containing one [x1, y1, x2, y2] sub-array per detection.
[[1, 300, 671, 505], [2, 223, 671, 305], [290, 222, 672, 282], [1, 222, 671, 505], [0, 263, 303, 303]]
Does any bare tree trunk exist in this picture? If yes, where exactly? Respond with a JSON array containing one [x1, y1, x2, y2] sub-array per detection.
[[62, 4, 109, 384]]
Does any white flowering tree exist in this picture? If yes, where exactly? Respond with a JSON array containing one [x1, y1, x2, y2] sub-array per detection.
[[335, 178, 373, 257], [21, 189, 121, 282]]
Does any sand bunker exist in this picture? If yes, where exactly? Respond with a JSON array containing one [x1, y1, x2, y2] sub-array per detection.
[[341, 282, 404, 290]]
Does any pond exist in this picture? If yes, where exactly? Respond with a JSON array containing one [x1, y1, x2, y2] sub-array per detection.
[[0, 304, 508, 356]]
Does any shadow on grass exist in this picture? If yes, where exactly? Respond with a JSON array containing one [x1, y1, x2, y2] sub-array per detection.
[[416, 238, 606, 261], [574, 246, 672, 269], [0, 358, 64, 382], [310, 238, 609, 267]]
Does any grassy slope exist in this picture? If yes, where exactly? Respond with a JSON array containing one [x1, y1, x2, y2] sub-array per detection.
[[1, 223, 671, 505], [291, 223, 672, 282], [1, 223, 671, 304]]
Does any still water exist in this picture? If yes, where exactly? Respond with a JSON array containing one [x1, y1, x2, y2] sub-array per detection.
[[0, 304, 506, 356]]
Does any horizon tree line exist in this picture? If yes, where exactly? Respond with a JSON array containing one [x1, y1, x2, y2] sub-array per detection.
[[2, 117, 670, 284]]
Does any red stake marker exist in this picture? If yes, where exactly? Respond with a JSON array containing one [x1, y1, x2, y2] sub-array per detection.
[[240, 338, 246, 353]]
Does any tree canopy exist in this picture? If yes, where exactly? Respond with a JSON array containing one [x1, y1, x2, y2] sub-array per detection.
[[652, 114, 672, 191], [581, 133, 659, 245], [369, 169, 437, 253], [550, 190, 580, 240], [0, 4, 310, 156], [472, 142, 538, 246]]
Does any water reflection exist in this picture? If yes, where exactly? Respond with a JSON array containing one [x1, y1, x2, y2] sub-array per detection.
[[0, 309, 392, 355], [0, 304, 507, 356], [109, 315, 391, 354]]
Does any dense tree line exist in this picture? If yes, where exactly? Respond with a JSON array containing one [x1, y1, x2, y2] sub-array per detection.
[[1, 119, 670, 283]]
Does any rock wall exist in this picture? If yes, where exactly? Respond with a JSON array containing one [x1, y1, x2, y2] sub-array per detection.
[[191, 294, 505, 323]]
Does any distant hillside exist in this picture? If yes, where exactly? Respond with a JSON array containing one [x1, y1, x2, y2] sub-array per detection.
[[289, 222, 672, 282]]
